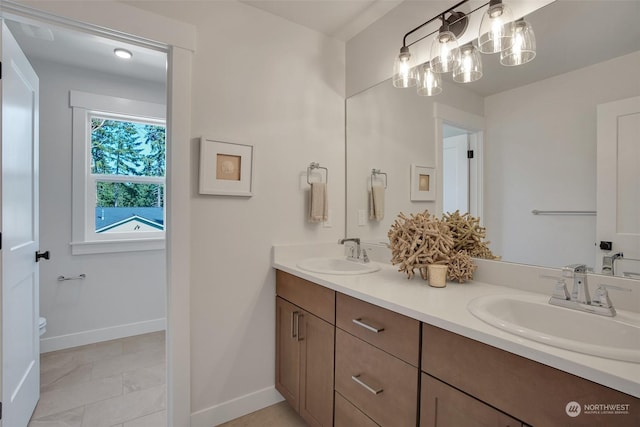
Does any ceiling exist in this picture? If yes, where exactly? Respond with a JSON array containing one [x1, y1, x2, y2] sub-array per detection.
[[239, 0, 402, 41], [5, 1, 640, 96]]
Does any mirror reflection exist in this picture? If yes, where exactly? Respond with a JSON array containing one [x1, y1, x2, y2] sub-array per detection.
[[346, 0, 640, 278]]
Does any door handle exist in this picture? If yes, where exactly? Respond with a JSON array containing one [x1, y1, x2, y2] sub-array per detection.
[[35, 250, 50, 262], [352, 318, 384, 333]]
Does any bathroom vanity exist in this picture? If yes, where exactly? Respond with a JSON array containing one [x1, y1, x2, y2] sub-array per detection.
[[273, 245, 639, 427]]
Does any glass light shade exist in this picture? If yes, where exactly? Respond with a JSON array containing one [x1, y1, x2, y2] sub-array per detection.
[[453, 44, 482, 83], [500, 19, 536, 66], [392, 46, 417, 88], [416, 62, 442, 96], [478, 0, 515, 54], [430, 29, 460, 73]]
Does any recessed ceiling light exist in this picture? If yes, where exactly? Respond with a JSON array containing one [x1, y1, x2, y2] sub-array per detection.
[[114, 48, 133, 60]]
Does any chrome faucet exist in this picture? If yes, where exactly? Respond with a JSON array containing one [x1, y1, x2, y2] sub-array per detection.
[[563, 264, 589, 304], [602, 252, 623, 276], [338, 238, 368, 263], [546, 264, 631, 317]]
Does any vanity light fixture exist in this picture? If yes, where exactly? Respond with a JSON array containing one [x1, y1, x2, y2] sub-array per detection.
[[392, 0, 534, 96], [453, 42, 483, 83], [478, 0, 515, 54], [430, 12, 466, 73], [392, 46, 417, 88], [416, 62, 442, 96], [113, 48, 133, 59], [500, 18, 536, 66]]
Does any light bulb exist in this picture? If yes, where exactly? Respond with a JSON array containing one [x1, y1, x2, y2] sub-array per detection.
[[392, 46, 417, 88], [478, 0, 515, 54]]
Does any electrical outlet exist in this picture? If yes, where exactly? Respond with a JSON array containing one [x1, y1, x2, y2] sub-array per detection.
[[323, 210, 332, 228], [358, 209, 367, 226]]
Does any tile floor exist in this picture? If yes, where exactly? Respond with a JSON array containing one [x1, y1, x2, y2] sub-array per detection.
[[29, 331, 166, 427], [218, 401, 306, 427]]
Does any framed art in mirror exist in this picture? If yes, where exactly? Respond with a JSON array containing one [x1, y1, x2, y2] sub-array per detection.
[[199, 137, 254, 196], [411, 165, 436, 201]]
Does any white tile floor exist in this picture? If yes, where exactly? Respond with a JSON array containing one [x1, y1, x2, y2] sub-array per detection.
[[29, 331, 166, 427]]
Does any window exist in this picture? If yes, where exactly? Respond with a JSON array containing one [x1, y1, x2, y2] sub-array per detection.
[[71, 91, 166, 254]]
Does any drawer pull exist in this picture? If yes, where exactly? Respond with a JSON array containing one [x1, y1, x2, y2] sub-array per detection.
[[351, 375, 383, 395], [292, 311, 300, 338], [352, 318, 384, 333]]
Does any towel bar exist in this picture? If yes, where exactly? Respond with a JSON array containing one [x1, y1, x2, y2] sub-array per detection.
[[531, 210, 596, 215], [57, 274, 86, 282], [371, 169, 387, 189], [307, 162, 328, 185]]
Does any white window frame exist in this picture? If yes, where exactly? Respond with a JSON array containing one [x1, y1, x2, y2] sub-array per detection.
[[71, 90, 166, 254]]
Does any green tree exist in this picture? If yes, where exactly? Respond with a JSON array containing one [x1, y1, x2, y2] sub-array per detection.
[[91, 118, 165, 208]]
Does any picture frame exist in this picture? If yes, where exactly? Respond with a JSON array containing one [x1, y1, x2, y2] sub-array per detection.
[[199, 137, 254, 197], [410, 164, 435, 201]]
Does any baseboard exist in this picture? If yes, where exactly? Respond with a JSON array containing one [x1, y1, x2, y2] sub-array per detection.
[[40, 318, 166, 353], [190, 386, 284, 427]]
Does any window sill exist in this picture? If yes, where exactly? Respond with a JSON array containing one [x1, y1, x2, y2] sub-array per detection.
[[71, 238, 165, 255]]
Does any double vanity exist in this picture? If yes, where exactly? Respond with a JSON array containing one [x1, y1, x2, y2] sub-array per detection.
[[273, 243, 639, 427]]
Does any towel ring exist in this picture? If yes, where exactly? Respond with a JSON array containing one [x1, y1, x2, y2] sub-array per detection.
[[307, 162, 328, 185], [371, 169, 387, 189]]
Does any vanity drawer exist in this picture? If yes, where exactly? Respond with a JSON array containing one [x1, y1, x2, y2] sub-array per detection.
[[422, 323, 640, 426], [335, 328, 418, 427], [336, 292, 420, 366], [335, 391, 379, 427], [276, 270, 335, 324]]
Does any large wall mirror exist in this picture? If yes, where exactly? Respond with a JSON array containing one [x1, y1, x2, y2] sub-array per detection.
[[346, 0, 640, 278]]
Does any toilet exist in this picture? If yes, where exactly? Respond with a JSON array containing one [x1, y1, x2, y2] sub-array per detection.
[[39, 317, 47, 336]]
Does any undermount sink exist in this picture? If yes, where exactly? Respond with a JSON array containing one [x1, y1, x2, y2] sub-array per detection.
[[468, 293, 640, 363], [296, 257, 380, 275]]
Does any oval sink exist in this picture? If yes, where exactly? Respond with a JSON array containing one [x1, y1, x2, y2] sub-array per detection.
[[296, 257, 380, 275], [468, 294, 640, 362]]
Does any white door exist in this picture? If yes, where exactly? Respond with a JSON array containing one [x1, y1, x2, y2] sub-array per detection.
[[1, 21, 41, 427], [596, 96, 640, 277], [443, 132, 469, 214]]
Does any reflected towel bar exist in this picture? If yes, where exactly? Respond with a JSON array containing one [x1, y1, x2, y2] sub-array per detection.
[[57, 274, 86, 281], [307, 162, 328, 185], [531, 210, 596, 216]]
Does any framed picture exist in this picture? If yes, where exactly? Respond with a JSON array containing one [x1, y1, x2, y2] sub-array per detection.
[[199, 138, 254, 196], [410, 164, 435, 201]]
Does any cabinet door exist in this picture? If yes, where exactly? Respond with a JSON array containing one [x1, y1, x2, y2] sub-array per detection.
[[421, 374, 522, 427], [299, 310, 335, 427], [276, 297, 301, 410]]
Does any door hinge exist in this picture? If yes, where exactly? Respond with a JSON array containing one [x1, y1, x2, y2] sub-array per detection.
[[0, 231, 2, 250], [1, 401, 3, 420], [467, 150, 474, 159]]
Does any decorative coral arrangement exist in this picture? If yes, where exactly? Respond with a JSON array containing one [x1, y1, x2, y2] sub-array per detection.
[[446, 250, 477, 283], [388, 210, 498, 283], [442, 210, 500, 260], [388, 211, 454, 280]]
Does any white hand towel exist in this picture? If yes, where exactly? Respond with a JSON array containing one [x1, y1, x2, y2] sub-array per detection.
[[309, 182, 328, 223], [369, 183, 385, 221]]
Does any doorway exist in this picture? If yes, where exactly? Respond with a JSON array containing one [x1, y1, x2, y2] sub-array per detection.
[[2, 14, 169, 427], [434, 103, 485, 219]]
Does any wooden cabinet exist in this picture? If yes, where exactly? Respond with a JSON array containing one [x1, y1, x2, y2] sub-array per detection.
[[421, 323, 640, 427], [336, 293, 420, 366], [334, 391, 379, 427], [334, 292, 420, 427], [276, 271, 335, 427], [421, 373, 522, 427]]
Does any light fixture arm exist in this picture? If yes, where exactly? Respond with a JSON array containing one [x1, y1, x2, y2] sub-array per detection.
[[401, 0, 472, 48]]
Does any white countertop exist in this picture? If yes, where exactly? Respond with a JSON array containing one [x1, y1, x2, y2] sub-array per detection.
[[273, 243, 640, 398]]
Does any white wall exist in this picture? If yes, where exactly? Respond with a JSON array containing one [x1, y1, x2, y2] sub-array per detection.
[[483, 51, 640, 269], [35, 59, 167, 351], [122, 2, 346, 425], [346, 79, 484, 242]]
